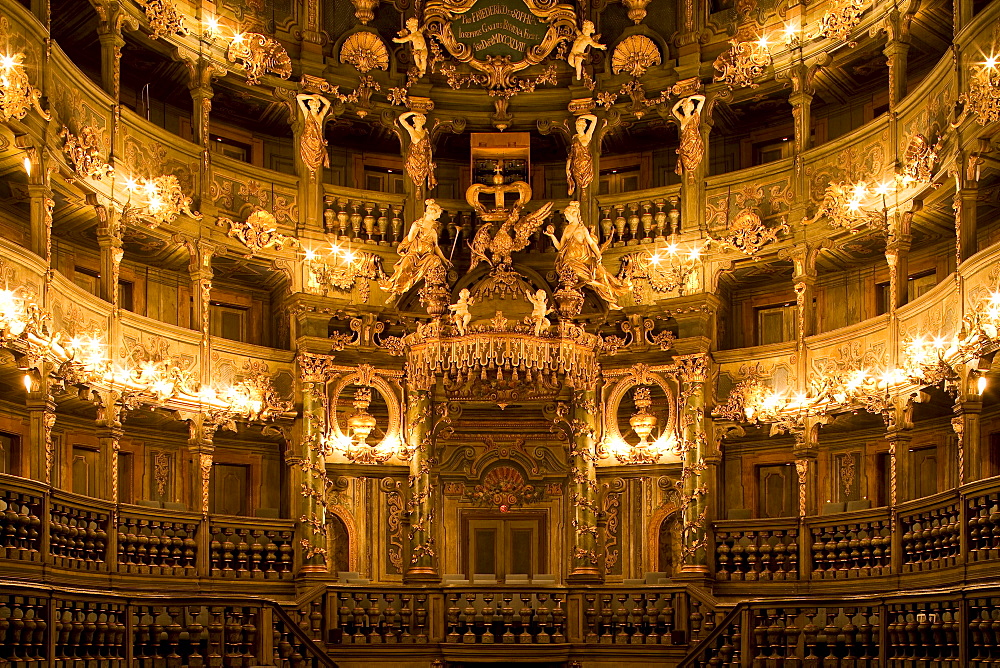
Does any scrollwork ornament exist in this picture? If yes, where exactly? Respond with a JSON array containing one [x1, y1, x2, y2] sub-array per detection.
[[223, 209, 297, 256], [140, 0, 188, 40], [227, 33, 292, 85], [712, 209, 789, 256], [713, 38, 772, 90], [814, 0, 867, 42], [61, 126, 114, 180], [0, 52, 49, 121]]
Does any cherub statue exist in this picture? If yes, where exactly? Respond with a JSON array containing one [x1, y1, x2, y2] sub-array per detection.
[[566, 114, 598, 196], [398, 111, 437, 193], [544, 201, 629, 309], [671, 94, 706, 180], [393, 17, 428, 78], [525, 289, 552, 336], [567, 20, 605, 82], [379, 199, 450, 297], [449, 288, 473, 336]]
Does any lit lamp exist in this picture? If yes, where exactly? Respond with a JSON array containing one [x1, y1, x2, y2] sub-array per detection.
[[347, 387, 377, 445]]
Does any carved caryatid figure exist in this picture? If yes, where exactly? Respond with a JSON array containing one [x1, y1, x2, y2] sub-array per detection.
[[566, 113, 598, 196], [567, 20, 606, 81], [544, 201, 628, 309], [393, 17, 428, 78], [296, 93, 332, 175], [672, 94, 706, 181], [399, 111, 437, 193], [380, 199, 450, 297]]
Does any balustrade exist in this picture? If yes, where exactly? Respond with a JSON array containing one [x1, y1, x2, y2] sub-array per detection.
[[899, 499, 961, 572], [208, 520, 294, 580], [714, 524, 799, 581], [582, 590, 686, 645], [808, 512, 892, 579], [886, 600, 961, 665], [49, 495, 110, 571], [595, 196, 681, 246], [967, 489, 1000, 562], [54, 597, 127, 665], [323, 194, 405, 245], [0, 487, 43, 560], [117, 509, 199, 576], [333, 590, 430, 644], [0, 594, 47, 665]]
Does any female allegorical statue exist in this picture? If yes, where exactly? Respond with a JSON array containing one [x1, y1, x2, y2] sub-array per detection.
[[671, 94, 706, 181], [544, 201, 628, 309], [566, 113, 597, 196], [296, 94, 332, 175], [380, 199, 449, 297], [398, 111, 437, 194]]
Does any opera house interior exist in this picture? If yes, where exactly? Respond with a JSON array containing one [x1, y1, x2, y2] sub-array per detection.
[[0, 0, 999, 664]]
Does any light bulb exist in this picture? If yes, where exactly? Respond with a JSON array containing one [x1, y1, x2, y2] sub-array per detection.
[[978, 375, 988, 395]]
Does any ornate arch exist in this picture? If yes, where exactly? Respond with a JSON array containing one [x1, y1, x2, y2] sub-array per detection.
[[600, 364, 679, 462], [646, 502, 679, 574], [328, 366, 403, 456], [327, 506, 359, 572]]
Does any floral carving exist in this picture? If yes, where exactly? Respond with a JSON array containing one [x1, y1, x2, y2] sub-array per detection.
[[223, 209, 297, 256], [713, 38, 772, 90]]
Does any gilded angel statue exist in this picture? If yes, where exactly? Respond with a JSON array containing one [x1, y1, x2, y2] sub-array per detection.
[[544, 201, 629, 309], [525, 289, 552, 336], [449, 288, 473, 336], [379, 199, 450, 297]]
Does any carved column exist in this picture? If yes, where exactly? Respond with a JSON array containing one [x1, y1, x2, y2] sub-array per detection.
[[25, 370, 56, 485], [953, 376, 984, 483], [566, 389, 602, 583], [956, 150, 981, 263], [183, 239, 215, 382], [679, 116, 712, 234], [26, 150, 53, 264], [290, 80, 333, 235], [187, 59, 221, 211], [676, 354, 710, 575], [187, 415, 215, 514], [96, 393, 124, 503], [95, 205, 123, 306], [404, 388, 439, 582], [96, 10, 125, 100], [883, 26, 910, 112], [297, 353, 337, 575], [886, 213, 912, 311]]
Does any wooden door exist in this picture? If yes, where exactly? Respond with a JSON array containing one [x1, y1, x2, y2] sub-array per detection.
[[463, 512, 545, 580]]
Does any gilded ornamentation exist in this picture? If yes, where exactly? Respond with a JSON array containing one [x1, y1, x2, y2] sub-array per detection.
[[226, 33, 292, 85], [713, 38, 772, 90], [61, 126, 113, 180], [306, 249, 383, 300], [140, 0, 187, 40], [957, 57, 1000, 126], [379, 199, 450, 298], [809, 180, 890, 233], [223, 209, 297, 256], [468, 201, 553, 270], [297, 352, 338, 383], [545, 201, 629, 309], [672, 95, 706, 181], [154, 452, 170, 497], [622, 0, 653, 24], [566, 114, 597, 196], [467, 466, 542, 512], [814, 0, 867, 42], [124, 175, 201, 227], [43, 409, 55, 485], [568, 20, 606, 81], [0, 52, 49, 121], [340, 31, 389, 73], [901, 133, 941, 184], [351, 0, 379, 24], [393, 18, 428, 78], [837, 452, 856, 498], [618, 246, 702, 298], [795, 459, 809, 517], [611, 34, 661, 78], [712, 209, 789, 256], [399, 111, 437, 193], [381, 477, 405, 573], [296, 94, 332, 175]]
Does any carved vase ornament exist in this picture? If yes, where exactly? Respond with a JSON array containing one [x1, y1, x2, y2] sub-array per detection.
[[399, 111, 437, 194], [566, 113, 598, 196], [672, 94, 706, 181], [296, 94, 332, 175]]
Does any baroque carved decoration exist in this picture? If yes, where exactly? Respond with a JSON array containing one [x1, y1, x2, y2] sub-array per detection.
[[227, 34, 292, 85], [712, 209, 789, 257], [0, 52, 49, 121], [713, 38, 772, 90], [140, 0, 188, 40], [61, 126, 113, 180], [466, 465, 543, 512], [222, 209, 297, 256], [814, 0, 868, 42], [340, 31, 390, 73], [611, 34, 661, 78], [901, 133, 941, 184]]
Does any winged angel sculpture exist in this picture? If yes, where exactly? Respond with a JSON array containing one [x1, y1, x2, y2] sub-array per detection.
[[468, 202, 554, 273]]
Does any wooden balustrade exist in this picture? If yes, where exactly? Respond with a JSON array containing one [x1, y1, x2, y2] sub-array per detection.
[[208, 519, 295, 580], [333, 589, 431, 644], [596, 197, 681, 246], [807, 511, 892, 579], [0, 487, 43, 561], [582, 590, 687, 644], [966, 488, 1000, 563], [323, 193, 406, 245], [440, 589, 565, 644], [117, 509, 199, 576], [49, 493, 111, 571], [898, 496, 961, 572], [886, 600, 961, 665], [714, 523, 800, 581]]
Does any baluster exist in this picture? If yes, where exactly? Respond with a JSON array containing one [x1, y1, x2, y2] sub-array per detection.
[[187, 606, 205, 667], [446, 592, 461, 643], [552, 594, 565, 644], [640, 202, 653, 243], [502, 592, 515, 644], [518, 593, 533, 644], [536, 593, 550, 644], [463, 592, 477, 643]]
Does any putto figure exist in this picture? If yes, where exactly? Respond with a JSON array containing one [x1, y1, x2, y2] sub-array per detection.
[[380, 199, 450, 297], [398, 111, 437, 194], [393, 17, 428, 78], [525, 289, 552, 336], [567, 20, 606, 81], [566, 113, 598, 196], [449, 288, 473, 336], [544, 201, 629, 309]]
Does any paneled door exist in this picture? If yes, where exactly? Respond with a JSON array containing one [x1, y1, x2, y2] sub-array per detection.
[[462, 511, 546, 580]]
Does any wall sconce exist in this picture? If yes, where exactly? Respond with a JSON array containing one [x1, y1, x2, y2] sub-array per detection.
[[957, 56, 1000, 126], [0, 52, 48, 122]]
